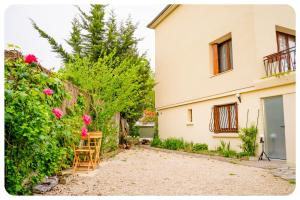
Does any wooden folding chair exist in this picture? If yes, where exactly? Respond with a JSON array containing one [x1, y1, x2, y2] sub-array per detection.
[[88, 131, 102, 168], [73, 134, 95, 174]]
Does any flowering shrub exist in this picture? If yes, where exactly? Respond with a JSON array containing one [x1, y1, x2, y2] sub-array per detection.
[[82, 114, 91, 125], [24, 54, 38, 64], [5, 54, 87, 194], [140, 110, 156, 123], [43, 88, 53, 96], [52, 108, 63, 119], [81, 126, 88, 137]]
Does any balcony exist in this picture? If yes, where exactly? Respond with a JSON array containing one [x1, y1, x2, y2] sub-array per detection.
[[263, 47, 296, 77]]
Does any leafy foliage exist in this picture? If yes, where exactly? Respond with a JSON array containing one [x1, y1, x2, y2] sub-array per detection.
[[31, 4, 154, 137], [151, 137, 251, 159], [239, 125, 258, 156], [60, 53, 153, 146], [160, 138, 185, 150], [153, 115, 159, 139], [151, 137, 208, 152], [5, 58, 87, 194], [140, 110, 156, 123], [217, 141, 237, 157], [150, 137, 162, 147], [66, 18, 83, 56], [192, 143, 208, 152]]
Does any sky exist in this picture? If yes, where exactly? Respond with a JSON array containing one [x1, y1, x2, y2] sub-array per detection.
[[4, 4, 166, 71]]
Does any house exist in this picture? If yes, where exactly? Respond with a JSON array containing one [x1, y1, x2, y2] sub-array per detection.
[[135, 110, 156, 139], [148, 5, 296, 166]]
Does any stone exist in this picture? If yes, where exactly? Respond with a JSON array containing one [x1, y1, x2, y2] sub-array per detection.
[[33, 176, 59, 194]]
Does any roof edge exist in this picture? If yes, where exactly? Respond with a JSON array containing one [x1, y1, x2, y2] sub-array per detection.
[[147, 4, 180, 29]]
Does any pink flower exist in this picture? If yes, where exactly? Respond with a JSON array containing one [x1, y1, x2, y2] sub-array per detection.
[[81, 127, 88, 137], [52, 108, 63, 119], [43, 88, 53, 96], [24, 54, 38, 64], [82, 114, 91, 125]]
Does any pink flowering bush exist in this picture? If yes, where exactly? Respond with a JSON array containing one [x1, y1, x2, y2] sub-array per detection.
[[43, 88, 53, 96], [81, 126, 88, 137], [5, 52, 87, 194], [82, 114, 91, 125], [52, 108, 63, 119], [24, 54, 38, 64]]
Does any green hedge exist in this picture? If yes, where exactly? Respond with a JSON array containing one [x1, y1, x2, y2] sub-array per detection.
[[5, 57, 88, 194]]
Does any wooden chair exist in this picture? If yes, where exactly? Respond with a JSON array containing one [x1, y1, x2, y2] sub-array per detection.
[[87, 132, 102, 168], [90, 132, 102, 167], [72, 131, 102, 173], [73, 134, 95, 173]]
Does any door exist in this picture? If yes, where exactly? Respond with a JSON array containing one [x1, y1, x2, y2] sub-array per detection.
[[264, 96, 286, 159]]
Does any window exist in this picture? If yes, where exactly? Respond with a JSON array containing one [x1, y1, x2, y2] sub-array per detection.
[[212, 39, 233, 75], [276, 31, 295, 52], [213, 103, 238, 133], [276, 31, 296, 71], [187, 109, 193, 123]]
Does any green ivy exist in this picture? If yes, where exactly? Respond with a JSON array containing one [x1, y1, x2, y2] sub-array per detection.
[[5, 58, 86, 194]]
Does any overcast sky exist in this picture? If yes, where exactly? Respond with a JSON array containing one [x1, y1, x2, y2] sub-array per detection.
[[4, 4, 165, 71]]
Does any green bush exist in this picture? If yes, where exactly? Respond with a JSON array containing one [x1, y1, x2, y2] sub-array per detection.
[[192, 143, 208, 152], [184, 142, 194, 152], [161, 138, 185, 150], [151, 137, 210, 153], [150, 137, 162, 147], [217, 141, 237, 158], [130, 125, 140, 137], [5, 57, 87, 194], [239, 125, 258, 156]]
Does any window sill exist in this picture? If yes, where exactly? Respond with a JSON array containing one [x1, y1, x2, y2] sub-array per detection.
[[210, 69, 233, 78], [212, 133, 239, 138], [186, 122, 194, 126]]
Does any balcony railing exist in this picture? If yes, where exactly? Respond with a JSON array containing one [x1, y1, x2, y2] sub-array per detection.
[[263, 47, 296, 77]]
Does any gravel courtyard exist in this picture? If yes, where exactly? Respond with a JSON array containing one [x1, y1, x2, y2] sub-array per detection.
[[46, 147, 295, 195]]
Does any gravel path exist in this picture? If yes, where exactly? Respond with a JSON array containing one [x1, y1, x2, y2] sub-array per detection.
[[45, 147, 295, 195]]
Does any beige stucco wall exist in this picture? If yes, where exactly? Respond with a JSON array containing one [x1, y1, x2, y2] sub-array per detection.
[[158, 83, 295, 164], [154, 5, 296, 166], [283, 92, 296, 166], [252, 5, 296, 72], [155, 5, 295, 109]]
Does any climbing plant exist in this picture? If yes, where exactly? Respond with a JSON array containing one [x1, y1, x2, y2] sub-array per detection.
[[4, 54, 88, 194]]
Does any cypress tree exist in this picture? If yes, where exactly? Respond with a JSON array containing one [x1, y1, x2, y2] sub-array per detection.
[[66, 18, 83, 57]]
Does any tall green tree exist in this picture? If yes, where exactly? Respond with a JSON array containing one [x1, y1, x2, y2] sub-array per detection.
[[66, 18, 82, 56], [80, 4, 106, 60], [31, 19, 71, 63]]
